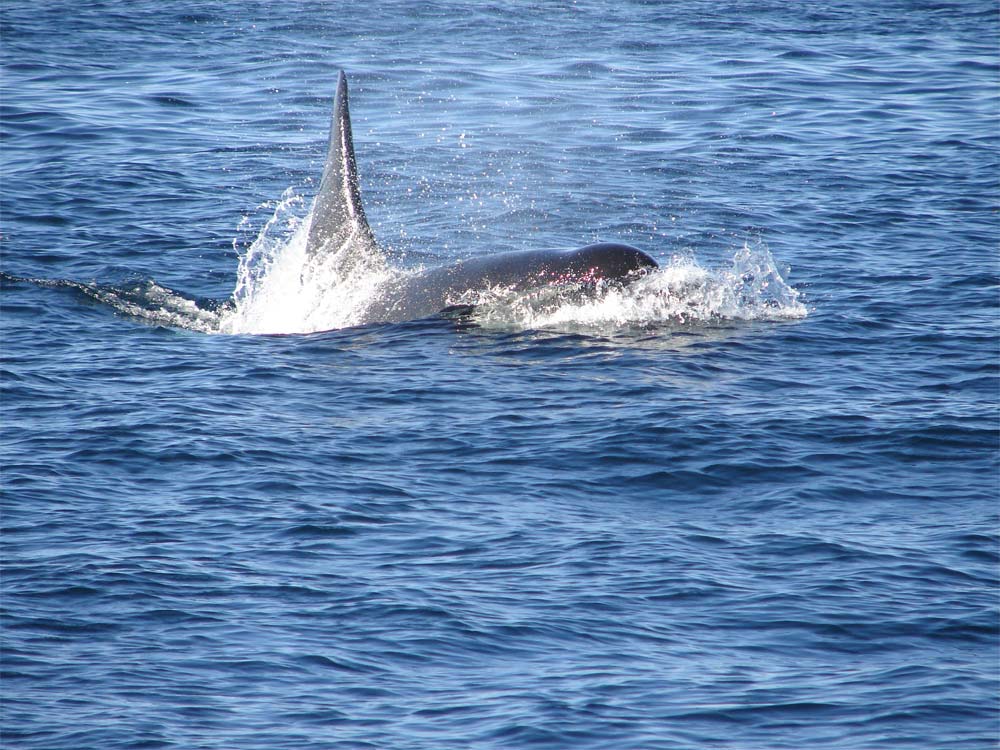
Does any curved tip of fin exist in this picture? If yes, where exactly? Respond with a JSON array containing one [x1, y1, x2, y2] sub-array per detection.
[[304, 70, 379, 260]]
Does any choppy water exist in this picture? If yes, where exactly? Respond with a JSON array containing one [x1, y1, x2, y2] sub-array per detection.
[[2, 2, 998, 748]]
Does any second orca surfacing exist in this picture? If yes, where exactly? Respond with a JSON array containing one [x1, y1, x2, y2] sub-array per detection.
[[304, 71, 658, 325]]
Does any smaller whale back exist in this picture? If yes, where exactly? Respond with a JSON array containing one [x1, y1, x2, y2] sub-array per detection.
[[443, 243, 656, 290]]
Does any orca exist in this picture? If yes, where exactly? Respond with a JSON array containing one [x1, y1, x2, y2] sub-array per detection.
[[304, 71, 658, 323]]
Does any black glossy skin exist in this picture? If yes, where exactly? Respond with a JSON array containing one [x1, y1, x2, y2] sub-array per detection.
[[362, 242, 658, 323]]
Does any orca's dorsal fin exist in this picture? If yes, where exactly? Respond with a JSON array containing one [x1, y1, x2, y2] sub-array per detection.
[[305, 71, 378, 259]]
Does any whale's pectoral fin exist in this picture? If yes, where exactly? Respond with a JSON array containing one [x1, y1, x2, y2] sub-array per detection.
[[305, 71, 379, 261]]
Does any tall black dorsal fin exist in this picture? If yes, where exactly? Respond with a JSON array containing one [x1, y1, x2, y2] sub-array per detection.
[[305, 71, 378, 259]]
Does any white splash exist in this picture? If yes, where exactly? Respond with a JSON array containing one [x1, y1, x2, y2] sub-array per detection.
[[465, 242, 807, 332], [217, 189, 392, 335]]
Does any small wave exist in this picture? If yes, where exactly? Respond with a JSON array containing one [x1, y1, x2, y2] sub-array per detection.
[[1, 273, 224, 333], [87, 279, 226, 332]]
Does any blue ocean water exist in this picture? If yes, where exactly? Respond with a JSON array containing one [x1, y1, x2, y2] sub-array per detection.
[[2, 1, 998, 748]]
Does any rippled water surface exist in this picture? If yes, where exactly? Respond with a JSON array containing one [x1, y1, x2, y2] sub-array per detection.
[[2, 2, 998, 749]]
